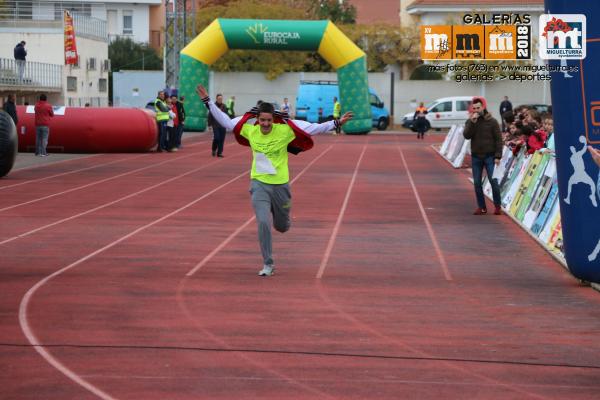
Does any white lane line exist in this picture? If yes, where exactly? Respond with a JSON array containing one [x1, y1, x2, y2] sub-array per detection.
[[0, 154, 148, 191], [0, 137, 209, 191], [19, 169, 249, 400], [185, 145, 333, 277], [0, 143, 210, 213], [0, 145, 244, 246], [10, 154, 102, 172], [316, 142, 367, 279], [397, 146, 453, 281]]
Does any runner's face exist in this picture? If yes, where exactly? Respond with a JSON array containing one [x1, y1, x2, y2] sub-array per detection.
[[259, 112, 273, 134]]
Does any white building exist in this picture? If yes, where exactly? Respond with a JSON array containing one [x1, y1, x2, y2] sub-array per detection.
[[103, 0, 161, 44], [0, 1, 159, 106]]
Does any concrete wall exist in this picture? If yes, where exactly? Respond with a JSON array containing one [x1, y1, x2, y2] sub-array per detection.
[[209, 72, 550, 124], [113, 70, 165, 108], [113, 70, 551, 124]]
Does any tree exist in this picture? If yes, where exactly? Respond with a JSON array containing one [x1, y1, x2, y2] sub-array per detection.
[[108, 37, 162, 101], [339, 23, 419, 72], [109, 37, 162, 71], [311, 0, 356, 24]]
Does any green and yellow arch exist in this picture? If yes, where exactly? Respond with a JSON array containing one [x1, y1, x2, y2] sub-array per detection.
[[179, 19, 371, 133]]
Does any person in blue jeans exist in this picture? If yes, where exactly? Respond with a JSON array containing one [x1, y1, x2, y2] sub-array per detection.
[[463, 97, 503, 215]]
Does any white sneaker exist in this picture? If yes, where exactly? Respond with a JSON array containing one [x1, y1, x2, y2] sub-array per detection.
[[258, 265, 275, 276]]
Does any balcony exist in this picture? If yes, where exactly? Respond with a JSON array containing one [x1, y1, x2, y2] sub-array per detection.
[[0, 1, 107, 42], [0, 58, 62, 92]]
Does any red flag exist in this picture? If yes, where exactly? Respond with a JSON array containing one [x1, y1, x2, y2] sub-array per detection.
[[64, 10, 78, 65]]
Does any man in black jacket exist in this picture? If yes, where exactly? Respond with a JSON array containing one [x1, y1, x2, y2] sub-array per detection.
[[463, 97, 503, 215], [174, 95, 186, 148], [208, 93, 228, 157], [3, 94, 18, 125], [499, 96, 513, 131], [14, 41, 27, 82]]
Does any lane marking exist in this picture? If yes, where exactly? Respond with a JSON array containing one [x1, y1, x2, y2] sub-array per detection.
[[398, 145, 453, 281], [0, 146, 244, 246], [0, 137, 209, 191], [9, 154, 102, 172], [316, 142, 367, 279], [19, 169, 249, 400], [185, 145, 333, 277], [0, 141, 214, 213], [0, 154, 148, 191]]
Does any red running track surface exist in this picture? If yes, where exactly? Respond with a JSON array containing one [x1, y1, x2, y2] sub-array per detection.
[[1, 133, 600, 400]]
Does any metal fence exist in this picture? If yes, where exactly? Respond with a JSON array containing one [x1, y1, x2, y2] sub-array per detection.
[[0, 58, 62, 90]]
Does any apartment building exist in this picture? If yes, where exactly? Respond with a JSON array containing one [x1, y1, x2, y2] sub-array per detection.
[[0, 1, 159, 106]]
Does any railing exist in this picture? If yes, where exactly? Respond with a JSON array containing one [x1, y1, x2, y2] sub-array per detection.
[[0, 58, 62, 90], [0, 1, 107, 42], [72, 13, 107, 41]]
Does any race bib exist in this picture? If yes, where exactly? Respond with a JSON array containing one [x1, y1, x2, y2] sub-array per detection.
[[255, 152, 276, 174]]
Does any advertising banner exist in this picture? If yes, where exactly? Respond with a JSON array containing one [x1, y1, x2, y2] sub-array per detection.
[[64, 10, 78, 65], [546, 0, 600, 281]]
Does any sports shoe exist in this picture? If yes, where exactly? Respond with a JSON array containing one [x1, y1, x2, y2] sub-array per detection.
[[258, 265, 275, 276], [473, 208, 487, 215], [494, 205, 502, 215]]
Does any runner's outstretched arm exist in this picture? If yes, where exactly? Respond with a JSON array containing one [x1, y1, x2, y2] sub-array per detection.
[[196, 85, 242, 131], [294, 112, 354, 135]]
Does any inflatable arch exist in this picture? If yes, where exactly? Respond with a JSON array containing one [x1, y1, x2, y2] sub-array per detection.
[[179, 19, 372, 134]]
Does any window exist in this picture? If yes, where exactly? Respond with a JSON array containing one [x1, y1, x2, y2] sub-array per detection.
[[456, 100, 471, 111], [101, 59, 110, 72], [369, 94, 379, 106], [430, 101, 452, 113], [67, 76, 77, 92], [98, 78, 107, 93], [87, 57, 96, 70], [123, 10, 133, 34]]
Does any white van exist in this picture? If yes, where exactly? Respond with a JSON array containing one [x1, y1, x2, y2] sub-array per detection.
[[402, 96, 473, 131]]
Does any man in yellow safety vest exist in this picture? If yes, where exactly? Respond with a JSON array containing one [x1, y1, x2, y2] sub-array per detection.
[[333, 96, 341, 134], [154, 91, 170, 152]]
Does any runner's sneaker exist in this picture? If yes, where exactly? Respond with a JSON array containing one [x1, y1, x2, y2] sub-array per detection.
[[258, 265, 275, 276]]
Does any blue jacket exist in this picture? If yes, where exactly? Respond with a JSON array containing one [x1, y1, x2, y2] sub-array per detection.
[[14, 43, 26, 61]]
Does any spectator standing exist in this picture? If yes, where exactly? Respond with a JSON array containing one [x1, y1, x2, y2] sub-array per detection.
[[463, 97, 503, 215], [166, 96, 179, 151], [413, 102, 428, 139], [34, 94, 54, 157], [333, 96, 341, 134], [281, 97, 292, 116], [208, 93, 228, 157], [153, 91, 170, 152], [3, 94, 18, 125], [226, 95, 236, 118], [499, 96, 513, 131], [14, 41, 26, 82], [174, 95, 186, 148]]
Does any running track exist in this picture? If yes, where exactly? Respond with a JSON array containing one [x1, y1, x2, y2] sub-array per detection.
[[1, 133, 599, 399]]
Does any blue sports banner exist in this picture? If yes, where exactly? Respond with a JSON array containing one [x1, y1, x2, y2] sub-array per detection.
[[545, 0, 600, 282]]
